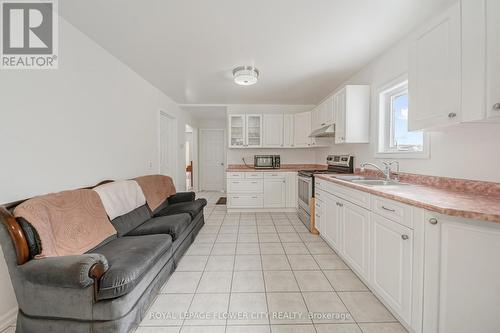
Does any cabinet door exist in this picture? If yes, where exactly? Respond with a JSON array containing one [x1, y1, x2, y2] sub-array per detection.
[[334, 89, 346, 144], [229, 114, 246, 148], [283, 114, 295, 147], [371, 214, 413, 324], [311, 106, 320, 131], [246, 114, 262, 147], [285, 172, 298, 208], [323, 96, 335, 126], [423, 214, 500, 333], [323, 193, 343, 253], [486, 0, 500, 119], [263, 179, 286, 208], [314, 197, 324, 234], [294, 111, 312, 147], [263, 114, 284, 147], [408, 3, 461, 130], [341, 200, 371, 280]]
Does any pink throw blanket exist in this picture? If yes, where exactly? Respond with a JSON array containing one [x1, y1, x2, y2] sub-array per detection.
[[14, 189, 117, 258], [134, 175, 176, 211]]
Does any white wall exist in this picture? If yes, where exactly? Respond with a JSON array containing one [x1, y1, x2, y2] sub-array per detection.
[[0, 15, 194, 325], [227, 105, 318, 165], [314, 26, 500, 182]]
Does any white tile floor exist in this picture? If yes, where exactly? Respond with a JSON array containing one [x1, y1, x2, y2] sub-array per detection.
[[135, 192, 409, 333]]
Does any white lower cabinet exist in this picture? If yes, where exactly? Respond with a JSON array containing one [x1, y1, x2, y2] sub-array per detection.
[[341, 201, 371, 280], [264, 178, 286, 208], [227, 172, 296, 210], [227, 194, 263, 208], [423, 213, 500, 333], [371, 213, 413, 325], [321, 192, 343, 254]]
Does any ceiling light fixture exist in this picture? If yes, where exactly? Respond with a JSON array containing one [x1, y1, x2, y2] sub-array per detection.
[[233, 66, 259, 86]]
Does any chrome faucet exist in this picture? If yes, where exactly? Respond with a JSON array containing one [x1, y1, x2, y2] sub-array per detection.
[[360, 161, 400, 181]]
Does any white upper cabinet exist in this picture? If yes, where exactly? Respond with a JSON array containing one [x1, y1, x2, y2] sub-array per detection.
[[228, 114, 262, 148], [334, 85, 370, 144], [294, 111, 313, 147], [486, 0, 500, 119], [311, 97, 335, 131], [246, 114, 262, 147], [263, 114, 284, 148], [461, 0, 500, 122], [228, 114, 246, 148], [409, 2, 461, 130], [283, 114, 295, 148]]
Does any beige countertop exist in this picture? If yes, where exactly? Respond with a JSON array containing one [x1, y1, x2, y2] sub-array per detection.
[[226, 164, 327, 172], [315, 174, 500, 224]]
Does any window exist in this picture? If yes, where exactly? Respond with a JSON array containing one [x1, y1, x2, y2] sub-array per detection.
[[377, 78, 428, 157]]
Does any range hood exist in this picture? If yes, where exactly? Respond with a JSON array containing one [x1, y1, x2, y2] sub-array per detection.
[[309, 124, 335, 137]]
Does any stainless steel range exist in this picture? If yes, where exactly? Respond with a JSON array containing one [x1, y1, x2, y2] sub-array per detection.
[[297, 155, 354, 230]]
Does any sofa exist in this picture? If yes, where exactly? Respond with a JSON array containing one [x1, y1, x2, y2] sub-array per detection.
[[0, 175, 207, 333]]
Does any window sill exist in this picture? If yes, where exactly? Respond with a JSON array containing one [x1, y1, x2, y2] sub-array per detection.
[[375, 150, 430, 159]]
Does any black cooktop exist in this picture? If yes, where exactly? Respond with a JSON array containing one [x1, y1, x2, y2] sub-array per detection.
[[298, 169, 339, 177]]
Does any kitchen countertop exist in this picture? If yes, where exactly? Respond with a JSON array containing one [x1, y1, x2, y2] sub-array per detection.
[[315, 173, 500, 224], [226, 164, 327, 172]]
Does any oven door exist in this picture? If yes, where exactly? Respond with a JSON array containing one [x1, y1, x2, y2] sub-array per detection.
[[298, 175, 312, 213]]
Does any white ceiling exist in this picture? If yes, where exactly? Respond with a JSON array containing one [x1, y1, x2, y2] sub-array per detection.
[[60, 0, 455, 105]]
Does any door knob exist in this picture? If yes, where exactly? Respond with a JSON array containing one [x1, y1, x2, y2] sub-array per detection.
[[493, 103, 500, 111], [448, 112, 457, 118], [429, 218, 438, 225]]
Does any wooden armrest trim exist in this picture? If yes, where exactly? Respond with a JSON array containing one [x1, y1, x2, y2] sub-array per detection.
[[0, 206, 30, 265]]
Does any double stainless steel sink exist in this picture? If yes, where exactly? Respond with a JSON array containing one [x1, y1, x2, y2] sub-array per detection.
[[334, 175, 410, 186]]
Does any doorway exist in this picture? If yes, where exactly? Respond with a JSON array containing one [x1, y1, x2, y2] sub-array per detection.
[[200, 129, 225, 192], [159, 111, 178, 186], [185, 124, 194, 190]]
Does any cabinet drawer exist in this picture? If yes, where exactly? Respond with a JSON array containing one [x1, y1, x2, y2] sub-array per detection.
[[227, 172, 245, 179], [264, 172, 285, 179], [227, 179, 263, 193], [323, 182, 370, 209], [245, 172, 264, 179], [372, 196, 413, 229], [315, 179, 325, 191], [228, 194, 263, 208]]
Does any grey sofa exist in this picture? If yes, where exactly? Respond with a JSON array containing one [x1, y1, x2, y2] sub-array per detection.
[[0, 188, 207, 333]]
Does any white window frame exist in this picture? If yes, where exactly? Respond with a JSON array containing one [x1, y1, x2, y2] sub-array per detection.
[[376, 74, 430, 159]]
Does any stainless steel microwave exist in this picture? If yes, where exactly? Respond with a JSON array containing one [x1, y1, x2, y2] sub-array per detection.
[[254, 155, 281, 169]]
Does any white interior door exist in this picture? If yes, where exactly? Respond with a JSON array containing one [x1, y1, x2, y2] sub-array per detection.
[[200, 129, 225, 191], [160, 111, 178, 186]]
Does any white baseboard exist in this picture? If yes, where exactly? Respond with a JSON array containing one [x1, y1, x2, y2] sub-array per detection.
[[0, 308, 17, 331], [227, 208, 297, 213]]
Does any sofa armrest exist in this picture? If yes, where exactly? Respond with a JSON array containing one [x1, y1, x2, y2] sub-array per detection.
[[168, 191, 196, 204], [20, 253, 109, 289]]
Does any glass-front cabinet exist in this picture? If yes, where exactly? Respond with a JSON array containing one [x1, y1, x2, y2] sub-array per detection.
[[229, 114, 245, 147], [246, 114, 262, 147], [228, 114, 262, 148]]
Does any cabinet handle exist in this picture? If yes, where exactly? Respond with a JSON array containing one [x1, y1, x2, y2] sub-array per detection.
[[252, 181, 258, 184], [252, 196, 258, 199], [336, 202, 343, 207], [321, 123, 326, 126], [233, 196, 240, 199], [493, 103, 500, 111], [448, 112, 457, 118], [381, 205, 396, 212], [401, 234, 409, 240], [233, 182, 240, 184], [429, 218, 438, 225]]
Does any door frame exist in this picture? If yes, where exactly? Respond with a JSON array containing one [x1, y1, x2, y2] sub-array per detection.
[[199, 128, 226, 192], [158, 110, 178, 187]]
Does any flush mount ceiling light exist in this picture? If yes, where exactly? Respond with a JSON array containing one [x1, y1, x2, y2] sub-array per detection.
[[233, 66, 259, 86]]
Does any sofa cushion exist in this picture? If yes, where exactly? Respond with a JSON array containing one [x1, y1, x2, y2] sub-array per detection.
[[154, 199, 207, 219], [110, 205, 152, 237], [126, 214, 191, 241], [89, 234, 172, 300]]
